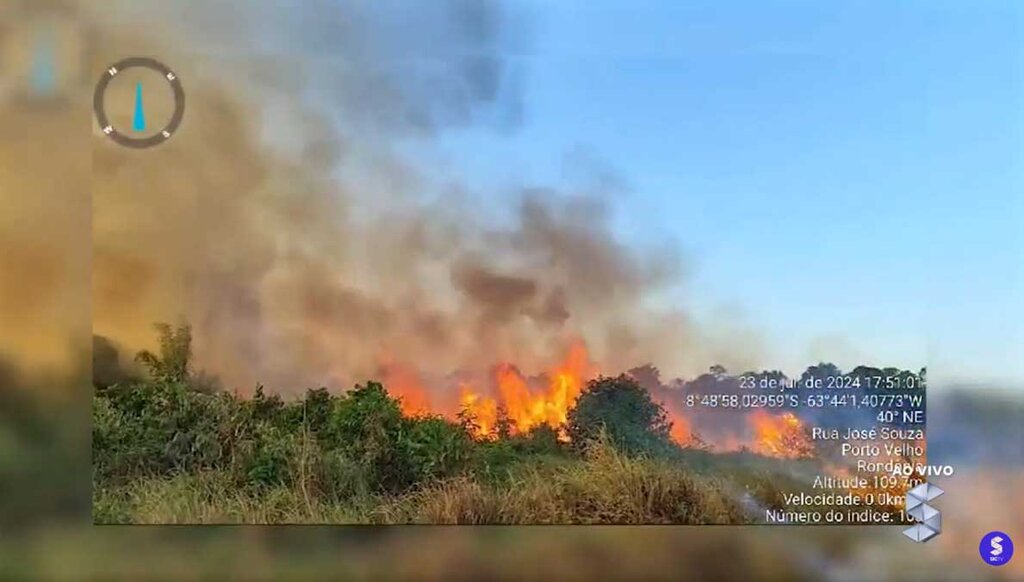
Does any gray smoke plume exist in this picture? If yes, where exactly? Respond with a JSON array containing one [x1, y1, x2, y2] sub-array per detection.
[[78, 0, 765, 393]]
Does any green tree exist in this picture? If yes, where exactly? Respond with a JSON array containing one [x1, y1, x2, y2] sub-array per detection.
[[566, 375, 673, 456], [134, 322, 193, 384]]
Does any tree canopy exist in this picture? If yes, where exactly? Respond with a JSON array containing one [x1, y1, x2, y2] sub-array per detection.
[[566, 374, 674, 455]]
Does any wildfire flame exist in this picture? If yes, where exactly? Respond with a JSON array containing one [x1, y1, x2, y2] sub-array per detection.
[[380, 362, 432, 416], [660, 399, 693, 445], [749, 410, 814, 459], [669, 420, 692, 446], [456, 341, 593, 439], [458, 384, 497, 436], [385, 341, 703, 444], [381, 343, 821, 457]]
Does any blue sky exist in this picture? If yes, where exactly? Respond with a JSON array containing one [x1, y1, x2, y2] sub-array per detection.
[[429, 1, 1023, 385]]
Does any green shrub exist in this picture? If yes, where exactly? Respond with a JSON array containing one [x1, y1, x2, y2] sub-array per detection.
[[93, 380, 228, 480], [403, 415, 474, 482], [312, 448, 369, 501], [324, 381, 413, 492], [323, 382, 475, 493], [301, 387, 335, 433], [566, 375, 674, 457], [233, 422, 299, 488], [512, 424, 564, 455]]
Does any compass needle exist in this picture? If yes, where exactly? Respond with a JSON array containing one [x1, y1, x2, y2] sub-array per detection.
[[132, 82, 146, 133]]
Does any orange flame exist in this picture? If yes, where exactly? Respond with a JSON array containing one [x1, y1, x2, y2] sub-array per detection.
[[380, 362, 432, 416], [457, 341, 593, 439], [669, 417, 692, 446], [459, 383, 497, 436], [749, 410, 814, 459], [659, 397, 693, 445], [380, 342, 698, 445]]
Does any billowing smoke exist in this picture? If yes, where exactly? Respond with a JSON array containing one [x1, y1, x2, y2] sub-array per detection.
[[2, 1, 766, 396], [0, 0, 93, 379]]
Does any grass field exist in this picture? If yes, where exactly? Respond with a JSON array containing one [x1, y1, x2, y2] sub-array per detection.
[[94, 439, 756, 525]]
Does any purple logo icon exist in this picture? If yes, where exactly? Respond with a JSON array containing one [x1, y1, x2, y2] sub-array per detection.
[[979, 531, 1014, 566]]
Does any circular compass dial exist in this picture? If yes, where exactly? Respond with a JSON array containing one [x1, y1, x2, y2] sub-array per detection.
[[93, 57, 185, 149]]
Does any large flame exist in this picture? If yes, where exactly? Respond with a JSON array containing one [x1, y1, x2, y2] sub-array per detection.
[[455, 341, 593, 438], [459, 384, 498, 436], [380, 362, 432, 416], [660, 399, 693, 445], [383, 341, 705, 444], [749, 410, 814, 459], [669, 419, 692, 446]]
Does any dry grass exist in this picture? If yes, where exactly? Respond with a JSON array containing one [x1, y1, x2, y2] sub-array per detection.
[[95, 439, 748, 525], [94, 472, 375, 524], [377, 438, 747, 524]]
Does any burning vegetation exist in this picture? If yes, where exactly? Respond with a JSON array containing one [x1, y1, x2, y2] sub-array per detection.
[[92, 323, 925, 524], [336, 338, 819, 456], [452, 341, 591, 439], [749, 411, 814, 459]]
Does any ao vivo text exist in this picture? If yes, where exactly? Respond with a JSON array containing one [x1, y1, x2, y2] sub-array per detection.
[[890, 464, 956, 477]]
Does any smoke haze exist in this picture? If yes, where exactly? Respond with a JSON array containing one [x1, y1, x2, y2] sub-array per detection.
[[78, 0, 765, 395]]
